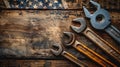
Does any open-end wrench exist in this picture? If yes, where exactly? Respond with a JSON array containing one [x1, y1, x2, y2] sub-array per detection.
[[63, 32, 116, 67], [71, 18, 120, 63], [50, 43, 88, 67], [83, 0, 120, 44]]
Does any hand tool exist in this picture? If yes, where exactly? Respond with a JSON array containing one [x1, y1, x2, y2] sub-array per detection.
[[51, 43, 88, 67], [63, 32, 116, 67], [71, 18, 120, 63], [83, 0, 120, 44]]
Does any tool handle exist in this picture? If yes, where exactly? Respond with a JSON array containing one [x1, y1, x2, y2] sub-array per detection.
[[61, 51, 87, 67], [83, 27, 120, 63], [73, 41, 116, 67], [105, 25, 120, 44]]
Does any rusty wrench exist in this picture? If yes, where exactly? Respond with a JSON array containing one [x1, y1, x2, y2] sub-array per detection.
[[83, 0, 120, 44], [71, 18, 120, 63], [63, 32, 116, 67], [51, 43, 88, 67]]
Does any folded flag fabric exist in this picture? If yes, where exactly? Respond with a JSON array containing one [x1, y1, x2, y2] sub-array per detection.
[[9, 0, 64, 9]]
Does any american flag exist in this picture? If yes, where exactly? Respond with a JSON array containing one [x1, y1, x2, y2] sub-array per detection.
[[9, 0, 64, 9]]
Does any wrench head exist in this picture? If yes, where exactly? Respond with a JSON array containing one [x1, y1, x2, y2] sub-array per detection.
[[83, 0, 110, 30], [83, 0, 100, 18], [71, 18, 86, 33], [51, 43, 63, 56], [63, 32, 75, 46]]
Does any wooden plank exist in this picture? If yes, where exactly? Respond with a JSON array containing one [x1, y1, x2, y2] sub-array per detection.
[[0, 0, 120, 10], [0, 10, 119, 67], [0, 10, 119, 58], [0, 10, 82, 58], [0, 60, 98, 67]]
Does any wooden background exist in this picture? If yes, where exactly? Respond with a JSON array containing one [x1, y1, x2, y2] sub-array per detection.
[[0, 0, 120, 67]]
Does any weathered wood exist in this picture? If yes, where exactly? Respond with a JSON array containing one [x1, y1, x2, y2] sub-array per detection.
[[0, 60, 98, 67], [0, 0, 120, 10], [0, 0, 119, 67], [0, 10, 119, 66], [0, 10, 119, 58], [0, 10, 84, 58]]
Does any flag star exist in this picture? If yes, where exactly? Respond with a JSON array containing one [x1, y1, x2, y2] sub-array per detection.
[[15, 5, 19, 8], [43, 6, 47, 9], [49, 3, 52, 7], [59, 4, 62, 7], [29, 1, 32, 5], [33, 4, 38, 8], [45, 0, 48, 2], [21, 1, 24, 4], [54, 0, 58, 3], [39, 2, 43, 6]]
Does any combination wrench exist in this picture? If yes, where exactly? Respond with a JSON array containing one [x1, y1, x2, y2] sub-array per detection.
[[51, 43, 88, 67], [63, 32, 116, 67], [71, 18, 120, 63], [83, 0, 120, 44]]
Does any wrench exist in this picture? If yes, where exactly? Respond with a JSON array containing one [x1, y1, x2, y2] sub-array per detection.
[[83, 0, 120, 44], [63, 32, 116, 67], [51, 43, 88, 67], [71, 18, 120, 63]]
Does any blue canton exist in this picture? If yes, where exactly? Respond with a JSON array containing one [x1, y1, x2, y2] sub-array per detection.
[[9, 0, 64, 9]]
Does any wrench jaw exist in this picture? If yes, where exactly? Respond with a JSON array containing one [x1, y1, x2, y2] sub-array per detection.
[[83, 0, 111, 30], [90, 0, 100, 10], [83, 6, 91, 18], [83, 0, 100, 18], [63, 32, 75, 46], [71, 18, 87, 33], [51, 43, 63, 56]]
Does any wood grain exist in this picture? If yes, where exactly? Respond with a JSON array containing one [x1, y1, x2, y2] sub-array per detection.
[[0, 60, 98, 67], [0, 0, 120, 10], [0, 10, 119, 66]]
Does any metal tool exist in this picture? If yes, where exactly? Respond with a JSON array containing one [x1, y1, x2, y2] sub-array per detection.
[[71, 18, 120, 63], [51, 43, 88, 67], [63, 32, 116, 67], [83, 0, 120, 44]]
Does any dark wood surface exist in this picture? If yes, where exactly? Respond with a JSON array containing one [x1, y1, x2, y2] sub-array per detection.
[[0, 0, 120, 67], [0, 10, 119, 58], [0, 10, 119, 66], [0, 0, 120, 10], [0, 60, 99, 67]]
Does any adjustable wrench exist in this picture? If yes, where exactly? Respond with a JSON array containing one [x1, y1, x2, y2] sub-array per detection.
[[63, 32, 116, 67], [71, 18, 120, 63], [51, 43, 88, 67], [83, 0, 120, 44]]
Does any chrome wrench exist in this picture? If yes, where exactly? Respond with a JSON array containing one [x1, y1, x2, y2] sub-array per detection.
[[83, 0, 120, 44], [51, 43, 88, 67], [63, 32, 116, 67], [71, 18, 120, 63]]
